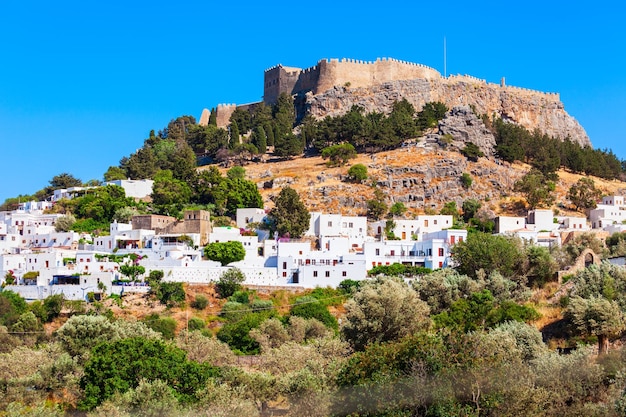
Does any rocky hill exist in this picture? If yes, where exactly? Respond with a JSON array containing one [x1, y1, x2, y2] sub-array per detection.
[[305, 76, 590, 147], [210, 143, 626, 218]]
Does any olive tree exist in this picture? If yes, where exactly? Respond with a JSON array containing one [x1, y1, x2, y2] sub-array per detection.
[[341, 277, 430, 351], [564, 296, 626, 355]]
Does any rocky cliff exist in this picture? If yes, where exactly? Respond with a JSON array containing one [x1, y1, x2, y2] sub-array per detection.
[[305, 77, 591, 147]]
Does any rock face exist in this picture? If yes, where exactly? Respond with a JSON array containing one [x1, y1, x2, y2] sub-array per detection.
[[438, 106, 496, 157], [305, 77, 591, 148]]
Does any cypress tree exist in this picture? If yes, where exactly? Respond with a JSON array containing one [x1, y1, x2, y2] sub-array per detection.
[[229, 121, 240, 149], [255, 126, 267, 154]]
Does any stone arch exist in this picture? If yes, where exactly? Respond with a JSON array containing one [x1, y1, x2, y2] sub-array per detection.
[[557, 248, 601, 283]]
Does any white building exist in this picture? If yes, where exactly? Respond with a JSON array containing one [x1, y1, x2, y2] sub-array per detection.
[[276, 238, 367, 288], [364, 229, 467, 270], [308, 212, 369, 248], [370, 215, 454, 241], [590, 195, 626, 229], [236, 208, 266, 229], [105, 179, 154, 199]]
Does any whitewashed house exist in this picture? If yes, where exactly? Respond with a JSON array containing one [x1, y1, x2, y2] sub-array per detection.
[[590, 196, 626, 229], [276, 238, 367, 288], [236, 208, 266, 229]]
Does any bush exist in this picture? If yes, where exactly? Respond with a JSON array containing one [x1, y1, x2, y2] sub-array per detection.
[[143, 314, 177, 340], [290, 298, 338, 330], [43, 294, 64, 322], [461, 172, 473, 189], [191, 295, 209, 310], [154, 282, 186, 306], [188, 317, 206, 331], [347, 163, 368, 183], [79, 337, 220, 410], [215, 268, 245, 299]]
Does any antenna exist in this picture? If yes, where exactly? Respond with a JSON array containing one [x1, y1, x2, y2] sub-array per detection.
[[443, 36, 447, 78]]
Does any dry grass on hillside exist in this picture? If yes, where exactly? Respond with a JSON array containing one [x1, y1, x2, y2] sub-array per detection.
[[201, 148, 626, 217]]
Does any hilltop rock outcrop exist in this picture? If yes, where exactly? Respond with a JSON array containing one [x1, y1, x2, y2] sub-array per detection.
[[437, 106, 496, 157], [306, 77, 590, 147]]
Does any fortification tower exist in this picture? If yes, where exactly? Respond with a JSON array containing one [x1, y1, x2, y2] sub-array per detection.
[[263, 64, 303, 105]]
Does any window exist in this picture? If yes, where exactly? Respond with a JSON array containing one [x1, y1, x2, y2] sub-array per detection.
[[375, 249, 380, 256], [282, 272, 287, 277], [439, 261, 443, 268], [424, 220, 428, 227], [434, 220, 437, 225], [349, 222, 353, 228], [282, 262, 287, 269], [342, 271, 347, 277], [328, 221, 332, 227], [313, 271, 318, 277], [438, 248, 444, 256], [325, 271, 330, 277], [390, 250, 395, 256]]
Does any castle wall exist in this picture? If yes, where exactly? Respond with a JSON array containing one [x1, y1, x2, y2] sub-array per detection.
[[315, 58, 441, 94], [263, 65, 302, 105], [214, 104, 237, 129]]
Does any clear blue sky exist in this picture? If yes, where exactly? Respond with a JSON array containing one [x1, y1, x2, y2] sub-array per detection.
[[1, 1, 625, 203]]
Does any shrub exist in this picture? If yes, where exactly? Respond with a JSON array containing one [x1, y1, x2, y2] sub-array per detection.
[[191, 295, 209, 310], [347, 164, 368, 183], [461, 172, 473, 189], [154, 282, 186, 306], [143, 314, 177, 340], [215, 268, 246, 299], [188, 317, 206, 331], [290, 298, 338, 330]]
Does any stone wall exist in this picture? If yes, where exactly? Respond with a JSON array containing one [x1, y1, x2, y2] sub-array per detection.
[[263, 57, 440, 105]]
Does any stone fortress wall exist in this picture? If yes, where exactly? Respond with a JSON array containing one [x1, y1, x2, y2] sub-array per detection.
[[201, 57, 589, 147], [263, 57, 442, 104]]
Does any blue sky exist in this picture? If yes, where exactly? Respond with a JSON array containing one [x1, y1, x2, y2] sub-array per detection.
[[1, 1, 625, 203]]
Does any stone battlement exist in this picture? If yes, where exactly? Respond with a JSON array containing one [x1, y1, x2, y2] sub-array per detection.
[[446, 74, 559, 100], [263, 57, 441, 105]]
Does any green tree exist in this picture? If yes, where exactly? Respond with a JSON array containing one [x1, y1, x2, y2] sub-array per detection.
[[49, 172, 83, 190], [514, 169, 556, 209], [143, 314, 178, 339], [461, 142, 484, 161], [43, 294, 64, 322], [226, 166, 246, 180], [151, 170, 192, 217], [460, 172, 473, 189], [416, 101, 448, 130], [252, 125, 267, 154], [341, 277, 430, 351], [321, 143, 357, 167], [366, 188, 387, 220], [565, 296, 626, 355], [229, 120, 240, 148], [453, 232, 524, 279], [567, 177, 602, 211], [103, 166, 128, 181], [205, 241, 246, 266], [440, 201, 459, 219], [389, 202, 407, 218], [120, 264, 146, 282], [79, 337, 219, 410], [462, 198, 481, 223], [267, 187, 310, 238], [347, 163, 368, 183], [524, 245, 558, 287], [215, 268, 246, 298], [290, 297, 338, 331]]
